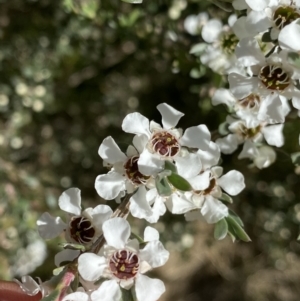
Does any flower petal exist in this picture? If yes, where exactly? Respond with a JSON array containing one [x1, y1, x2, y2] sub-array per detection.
[[144, 226, 160, 242], [36, 212, 66, 240], [88, 205, 113, 230], [95, 172, 125, 200], [201, 195, 228, 224], [175, 152, 202, 179], [99, 136, 127, 164], [78, 253, 107, 281], [55, 249, 80, 267], [122, 112, 151, 136], [166, 193, 196, 214], [157, 103, 184, 129], [135, 275, 165, 301], [91, 280, 121, 301], [103, 217, 131, 249], [217, 170, 245, 196], [180, 125, 211, 150], [139, 241, 169, 268], [138, 149, 164, 176], [58, 188, 81, 216], [262, 124, 284, 147], [129, 186, 152, 221], [63, 292, 89, 301]]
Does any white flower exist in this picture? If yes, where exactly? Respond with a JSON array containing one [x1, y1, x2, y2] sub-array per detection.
[[197, 15, 244, 74], [216, 116, 284, 155], [184, 12, 208, 35], [241, 0, 300, 39], [95, 135, 150, 200], [14, 276, 50, 297], [230, 38, 300, 110], [122, 103, 213, 176], [78, 218, 169, 301], [37, 188, 113, 266], [278, 19, 300, 51], [212, 88, 290, 127], [166, 166, 245, 224]]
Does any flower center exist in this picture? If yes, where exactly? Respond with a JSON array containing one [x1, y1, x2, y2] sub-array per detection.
[[239, 94, 260, 109], [69, 216, 95, 244], [203, 177, 216, 195], [150, 131, 180, 157], [238, 124, 261, 140], [258, 65, 290, 91], [220, 33, 238, 55], [124, 155, 149, 185], [109, 250, 140, 280], [273, 6, 300, 30]]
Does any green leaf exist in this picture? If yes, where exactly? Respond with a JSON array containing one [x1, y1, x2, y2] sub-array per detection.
[[287, 52, 300, 69], [219, 193, 233, 204], [167, 173, 192, 191], [225, 216, 251, 242], [155, 176, 172, 197], [209, 0, 233, 12], [119, 9, 142, 27], [62, 0, 99, 19], [130, 232, 144, 244], [291, 152, 300, 166], [214, 218, 228, 240], [228, 209, 244, 227], [164, 160, 177, 173]]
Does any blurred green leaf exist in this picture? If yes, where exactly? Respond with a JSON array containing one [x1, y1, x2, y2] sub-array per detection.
[[287, 52, 300, 69], [291, 152, 300, 166], [214, 218, 228, 240], [226, 215, 251, 242], [122, 0, 143, 3], [63, 0, 99, 19]]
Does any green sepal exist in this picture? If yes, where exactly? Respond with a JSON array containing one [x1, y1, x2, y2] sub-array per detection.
[[155, 175, 172, 197], [287, 52, 300, 69], [214, 218, 228, 240], [167, 173, 192, 191], [164, 160, 177, 173], [59, 243, 86, 252], [121, 287, 135, 301], [219, 193, 233, 204], [225, 215, 251, 242], [291, 152, 300, 166]]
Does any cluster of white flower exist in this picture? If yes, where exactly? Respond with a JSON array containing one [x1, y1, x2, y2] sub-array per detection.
[[14, 103, 248, 301], [188, 0, 300, 168]]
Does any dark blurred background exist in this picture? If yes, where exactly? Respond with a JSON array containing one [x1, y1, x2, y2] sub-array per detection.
[[0, 0, 300, 300]]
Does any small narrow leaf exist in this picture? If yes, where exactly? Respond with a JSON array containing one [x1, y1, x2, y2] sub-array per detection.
[[155, 176, 172, 197], [219, 193, 233, 204], [167, 173, 192, 191], [291, 152, 300, 166], [226, 216, 251, 242], [228, 209, 244, 227], [164, 161, 177, 173], [214, 218, 228, 240], [41, 289, 60, 301]]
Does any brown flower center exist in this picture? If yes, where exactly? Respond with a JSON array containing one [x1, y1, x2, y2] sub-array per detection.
[[109, 250, 140, 280], [69, 216, 95, 244], [124, 155, 149, 185], [151, 131, 180, 157], [273, 6, 300, 29], [239, 94, 260, 109], [259, 65, 290, 91]]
